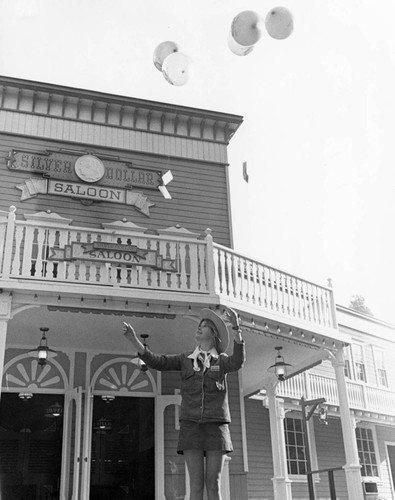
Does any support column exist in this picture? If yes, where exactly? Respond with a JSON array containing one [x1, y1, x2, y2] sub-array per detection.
[[265, 382, 293, 500], [0, 294, 12, 402], [331, 348, 364, 500]]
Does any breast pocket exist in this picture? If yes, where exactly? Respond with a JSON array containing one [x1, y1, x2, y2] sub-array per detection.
[[207, 370, 225, 390]]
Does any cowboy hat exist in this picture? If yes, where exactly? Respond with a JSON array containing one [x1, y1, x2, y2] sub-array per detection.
[[199, 308, 229, 353]]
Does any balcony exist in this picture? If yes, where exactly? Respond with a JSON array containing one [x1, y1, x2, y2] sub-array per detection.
[[271, 371, 395, 418], [0, 206, 336, 337]]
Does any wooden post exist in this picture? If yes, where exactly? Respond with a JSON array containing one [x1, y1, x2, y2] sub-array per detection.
[[0, 294, 12, 403], [2, 205, 16, 279], [204, 228, 217, 295], [265, 382, 293, 500], [331, 348, 364, 500]]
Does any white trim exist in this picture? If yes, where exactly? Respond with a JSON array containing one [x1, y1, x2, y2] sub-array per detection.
[[238, 368, 249, 472], [384, 441, 395, 499], [283, 413, 320, 479], [355, 422, 382, 482], [3, 352, 69, 392], [155, 395, 182, 500], [90, 356, 157, 395], [372, 346, 389, 388], [350, 341, 368, 384]]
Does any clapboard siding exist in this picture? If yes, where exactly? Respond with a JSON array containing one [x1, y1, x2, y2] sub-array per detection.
[[0, 110, 229, 164], [0, 133, 232, 246], [306, 418, 348, 500], [245, 398, 352, 500], [245, 398, 274, 500]]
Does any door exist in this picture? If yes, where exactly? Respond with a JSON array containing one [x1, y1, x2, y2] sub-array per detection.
[[89, 395, 154, 499], [0, 393, 64, 499]]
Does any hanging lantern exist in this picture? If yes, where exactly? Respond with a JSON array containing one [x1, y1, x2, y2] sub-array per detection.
[[268, 346, 292, 381], [101, 395, 115, 404], [28, 327, 57, 367], [95, 417, 112, 431], [231, 10, 264, 47], [18, 392, 33, 401], [227, 32, 255, 57], [318, 405, 328, 425], [265, 7, 294, 40], [162, 52, 192, 86], [153, 41, 179, 72], [45, 401, 63, 418]]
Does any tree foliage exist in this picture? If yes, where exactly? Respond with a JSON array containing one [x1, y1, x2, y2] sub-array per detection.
[[349, 295, 373, 316]]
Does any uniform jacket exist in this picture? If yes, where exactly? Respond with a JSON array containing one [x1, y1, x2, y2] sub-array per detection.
[[140, 341, 245, 423]]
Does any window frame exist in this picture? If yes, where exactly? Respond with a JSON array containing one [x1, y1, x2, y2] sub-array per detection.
[[350, 342, 368, 384], [372, 347, 388, 388], [355, 424, 381, 482], [283, 415, 320, 483]]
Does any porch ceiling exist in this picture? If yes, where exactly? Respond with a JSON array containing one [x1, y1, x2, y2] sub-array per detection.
[[6, 303, 336, 397]]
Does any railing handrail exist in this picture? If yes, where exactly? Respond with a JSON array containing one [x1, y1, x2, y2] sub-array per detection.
[[213, 242, 333, 291], [310, 372, 395, 395], [13, 217, 207, 244], [307, 466, 344, 475], [275, 372, 395, 417]]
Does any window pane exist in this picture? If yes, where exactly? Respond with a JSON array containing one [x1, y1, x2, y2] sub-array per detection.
[[290, 461, 298, 475], [297, 448, 305, 461], [287, 432, 295, 445], [284, 418, 307, 476], [355, 427, 378, 477], [299, 462, 306, 475]]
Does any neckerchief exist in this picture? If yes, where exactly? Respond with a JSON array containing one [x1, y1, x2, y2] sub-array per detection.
[[187, 346, 219, 372]]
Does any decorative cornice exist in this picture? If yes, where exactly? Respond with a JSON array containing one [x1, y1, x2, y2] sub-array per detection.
[[0, 75, 243, 145]]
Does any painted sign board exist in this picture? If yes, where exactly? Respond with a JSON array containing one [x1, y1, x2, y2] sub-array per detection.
[[8, 150, 162, 190], [7, 149, 174, 216], [16, 178, 154, 216], [49, 241, 178, 271]]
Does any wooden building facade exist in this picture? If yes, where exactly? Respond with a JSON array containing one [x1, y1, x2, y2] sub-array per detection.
[[0, 76, 394, 499]]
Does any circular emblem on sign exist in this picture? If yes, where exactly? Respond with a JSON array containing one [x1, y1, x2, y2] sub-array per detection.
[[74, 155, 105, 183]]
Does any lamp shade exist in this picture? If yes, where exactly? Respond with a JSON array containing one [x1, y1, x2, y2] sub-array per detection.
[[268, 346, 292, 381], [28, 328, 57, 366]]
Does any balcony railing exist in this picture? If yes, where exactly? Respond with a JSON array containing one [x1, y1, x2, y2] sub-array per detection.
[[276, 372, 395, 417], [0, 206, 336, 331]]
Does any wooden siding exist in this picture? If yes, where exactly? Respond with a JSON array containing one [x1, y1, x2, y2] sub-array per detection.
[[0, 133, 232, 247], [307, 418, 348, 500], [0, 109, 229, 164], [161, 369, 248, 499], [245, 398, 274, 500], [308, 336, 395, 394], [245, 398, 351, 500]]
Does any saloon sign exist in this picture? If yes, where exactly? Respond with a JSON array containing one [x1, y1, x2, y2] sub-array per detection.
[[8, 150, 173, 216], [49, 241, 178, 271]]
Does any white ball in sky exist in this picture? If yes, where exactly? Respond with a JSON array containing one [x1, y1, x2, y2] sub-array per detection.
[[231, 10, 264, 46], [265, 7, 294, 40], [153, 41, 179, 72], [162, 52, 192, 86], [227, 32, 255, 57]]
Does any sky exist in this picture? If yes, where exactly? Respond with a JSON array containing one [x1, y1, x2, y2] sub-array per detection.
[[0, 0, 394, 323]]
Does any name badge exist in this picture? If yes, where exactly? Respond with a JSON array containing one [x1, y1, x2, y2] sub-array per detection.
[[210, 365, 220, 371]]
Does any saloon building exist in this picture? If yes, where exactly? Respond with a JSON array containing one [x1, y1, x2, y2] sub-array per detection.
[[0, 76, 394, 500]]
